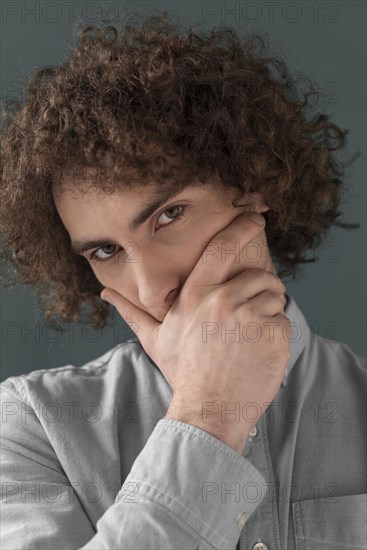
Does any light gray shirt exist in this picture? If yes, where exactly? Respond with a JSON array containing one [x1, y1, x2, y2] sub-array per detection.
[[1, 292, 366, 550]]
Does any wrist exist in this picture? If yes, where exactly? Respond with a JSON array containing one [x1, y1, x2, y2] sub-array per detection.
[[164, 406, 249, 453]]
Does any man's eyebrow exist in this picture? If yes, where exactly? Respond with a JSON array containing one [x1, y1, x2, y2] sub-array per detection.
[[128, 186, 183, 232], [71, 186, 184, 255]]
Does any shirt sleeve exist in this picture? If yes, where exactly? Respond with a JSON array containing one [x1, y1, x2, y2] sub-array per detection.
[[1, 381, 267, 550], [0, 380, 97, 549]]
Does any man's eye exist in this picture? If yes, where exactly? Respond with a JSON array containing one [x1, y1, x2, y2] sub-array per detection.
[[87, 205, 187, 264], [89, 244, 120, 263], [156, 205, 186, 228]]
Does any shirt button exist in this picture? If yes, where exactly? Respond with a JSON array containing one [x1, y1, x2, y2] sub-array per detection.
[[249, 426, 257, 438], [236, 512, 247, 529], [252, 542, 268, 550]]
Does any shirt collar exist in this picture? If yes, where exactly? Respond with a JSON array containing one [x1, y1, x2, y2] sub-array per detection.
[[281, 292, 311, 387]]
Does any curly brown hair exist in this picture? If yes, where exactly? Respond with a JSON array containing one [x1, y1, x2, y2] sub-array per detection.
[[0, 11, 360, 330]]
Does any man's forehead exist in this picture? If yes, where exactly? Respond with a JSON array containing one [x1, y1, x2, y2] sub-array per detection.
[[56, 177, 217, 203]]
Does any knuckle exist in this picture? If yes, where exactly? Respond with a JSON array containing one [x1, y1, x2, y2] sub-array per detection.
[[272, 273, 285, 288], [243, 267, 267, 282], [251, 266, 267, 276], [214, 285, 233, 305], [242, 266, 262, 276], [278, 293, 286, 307], [243, 302, 259, 319], [206, 289, 230, 313], [267, 290, 283, 306]]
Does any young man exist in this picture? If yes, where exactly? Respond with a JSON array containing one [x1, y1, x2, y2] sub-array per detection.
[[1, 13, 366, 550]]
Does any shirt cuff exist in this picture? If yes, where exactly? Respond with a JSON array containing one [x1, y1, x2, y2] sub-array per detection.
[[116, 418, 267, 550]]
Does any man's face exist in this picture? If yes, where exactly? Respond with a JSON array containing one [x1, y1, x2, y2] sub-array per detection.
[[54, 178, 273, 323]]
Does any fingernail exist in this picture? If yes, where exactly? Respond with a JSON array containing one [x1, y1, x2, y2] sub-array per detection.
[[249, 212, 266, 226], [100, 292, 114, 306]]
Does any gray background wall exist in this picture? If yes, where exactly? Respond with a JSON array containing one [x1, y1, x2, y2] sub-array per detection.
[[1, 0, 366, 382]]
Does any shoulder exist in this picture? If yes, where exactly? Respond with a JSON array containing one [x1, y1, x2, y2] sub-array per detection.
[[0, 337, 147, 407], [302, 335, 366, 395], [284, 292, 366, 394]]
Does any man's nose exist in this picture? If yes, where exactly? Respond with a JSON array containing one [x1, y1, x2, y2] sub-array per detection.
[[130, 258, 180, 314]]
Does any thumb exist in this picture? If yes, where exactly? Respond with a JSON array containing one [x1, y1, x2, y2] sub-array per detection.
[[100, 288, 159, 352]]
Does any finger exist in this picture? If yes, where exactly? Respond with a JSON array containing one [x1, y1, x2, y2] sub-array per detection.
[[184, 212, 266, 293], [222, 268, 286, 303], [100, 288, 159, 352], [245, 289, 287, 316]]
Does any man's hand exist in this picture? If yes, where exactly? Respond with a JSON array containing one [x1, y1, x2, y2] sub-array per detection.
[[100, 212, 291, 453]]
